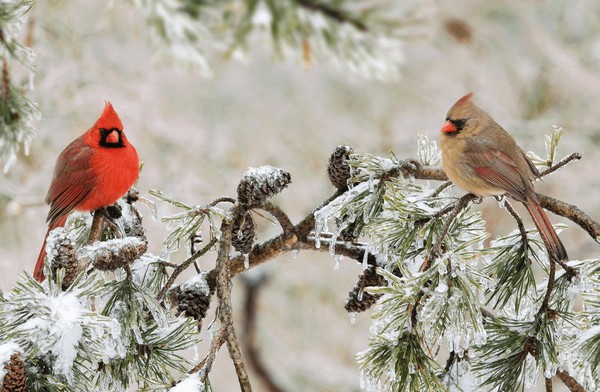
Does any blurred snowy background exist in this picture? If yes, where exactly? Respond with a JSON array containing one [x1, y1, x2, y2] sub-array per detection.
[[1, 1, 600, 390]]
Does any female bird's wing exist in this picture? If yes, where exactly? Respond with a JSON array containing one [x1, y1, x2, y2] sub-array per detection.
[[464, 138, 530, 202], [45, 140, 96, 225]]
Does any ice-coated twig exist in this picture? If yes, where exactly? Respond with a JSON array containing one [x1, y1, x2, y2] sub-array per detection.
[[503, 200, 529, 252], [539, 152, 581, 177], [421, 193, 477, 272], [156, 237, 218, 301], [193, 325, 226, 379], [429, 180, 452, 198]]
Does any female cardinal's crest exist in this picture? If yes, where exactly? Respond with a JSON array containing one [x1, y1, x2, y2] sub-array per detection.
[[95, 101, 123, 131], [455, 93, 474, 107]]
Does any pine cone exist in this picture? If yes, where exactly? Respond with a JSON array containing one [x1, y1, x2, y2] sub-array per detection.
[[327, 145, 353, 190], [336, 216, 359, 243], [344, 265, 386, 313], [237, 166, 291, 207], [88, 237, 148, 271], [173, 272, 213, 321], [232, 211, 256, 254], [47, 228, 80, 290], [1, 353, 26, 392]]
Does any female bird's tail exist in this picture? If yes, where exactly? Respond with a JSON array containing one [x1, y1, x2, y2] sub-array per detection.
[[525, 197, 568, 261]]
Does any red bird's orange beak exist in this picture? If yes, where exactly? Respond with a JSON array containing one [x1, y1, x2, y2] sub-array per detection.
[[440, 120, 457, 133], [106, 130, 120, 144]]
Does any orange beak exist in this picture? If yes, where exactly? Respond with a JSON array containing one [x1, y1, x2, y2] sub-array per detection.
[[106, 130, 120, 144], [440, 120, 457, 133]]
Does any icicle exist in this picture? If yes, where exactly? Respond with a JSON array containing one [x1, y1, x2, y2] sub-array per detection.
[[349, 312, 357, 324], [314, 212, 324, 249], [291, 249, 299, 259], [333, 255, 340, 271], [244, 253, 250, 269], [362, 245, 370, 270], [357, 288, 364, 301]]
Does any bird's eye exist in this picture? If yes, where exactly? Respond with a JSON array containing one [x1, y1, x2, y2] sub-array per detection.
[[451, 118, 466, 131]]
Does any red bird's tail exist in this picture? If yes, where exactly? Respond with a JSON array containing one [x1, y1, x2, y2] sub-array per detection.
[[524, 197, 568, 261], [34, 215, 68, 282]]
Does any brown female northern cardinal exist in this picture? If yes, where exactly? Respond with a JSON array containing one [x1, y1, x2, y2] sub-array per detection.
[[439, 93, 568, 261], [34, 102, 139, 281]]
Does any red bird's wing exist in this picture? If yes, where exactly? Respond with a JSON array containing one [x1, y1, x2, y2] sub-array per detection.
[[464, 144, 529, 202], [46, 141, 96, 225]]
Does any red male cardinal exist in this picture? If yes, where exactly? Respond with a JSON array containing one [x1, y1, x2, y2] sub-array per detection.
[[34, 102, 139, 281], [439, 93, 568, 261]]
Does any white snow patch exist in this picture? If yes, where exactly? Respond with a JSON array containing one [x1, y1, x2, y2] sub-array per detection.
[[21, 292, 84, 380], [170, 372, 203, 391], [180, 271, 210, 296]]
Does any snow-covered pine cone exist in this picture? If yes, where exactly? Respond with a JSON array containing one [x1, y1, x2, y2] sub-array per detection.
[[46, 228, 80, 290], [1, 353, 26, 392], [232, 211, 256, 254], [88, 237, 147, 271], [173, 272, 213, 321], [344, 265, 386, 313], [327, 145, 353, 190], [237, 166, 291, 207]]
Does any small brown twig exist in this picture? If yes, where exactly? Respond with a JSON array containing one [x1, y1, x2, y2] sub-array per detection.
[[156, 236, 218, 301], [545, 376, 553, 392], [538, 257, 556, 316], [556, 370, 586, 392], [539, 153, 582, 177], [215, 208, 253, 391], [210, 196, 237, 207], [259, 201, 295, 239], [192, 325, 226, 378], [503, 199, 529, 251], [429, 180, 453, 198]]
